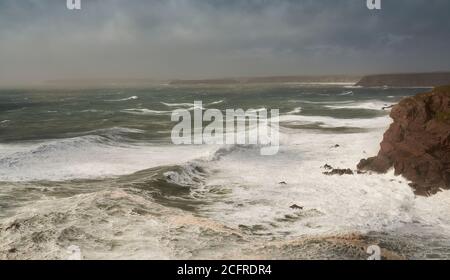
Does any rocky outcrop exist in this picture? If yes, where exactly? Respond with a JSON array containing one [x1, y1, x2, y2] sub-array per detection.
[[356, 72, 450, 87], [358, 86, 450, 195]]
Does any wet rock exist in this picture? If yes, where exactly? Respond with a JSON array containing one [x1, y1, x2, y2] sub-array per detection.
[[323, 164, 333, 170], [323, 168, 354, 176], [279, 181, 287, 185], [357, 156, 391, 173], [358, 86, 450, 195], [290, 204, 304, 210], [5, 222, 20, 232]]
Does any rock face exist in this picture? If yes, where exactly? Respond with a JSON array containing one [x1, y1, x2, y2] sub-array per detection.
[[358, 86, 450, 195]]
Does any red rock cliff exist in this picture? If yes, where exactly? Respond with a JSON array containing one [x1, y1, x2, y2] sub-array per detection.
[[358, 86, 450, 195]]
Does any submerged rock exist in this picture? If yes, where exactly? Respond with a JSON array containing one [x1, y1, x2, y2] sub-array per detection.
[[323, 164, 333, 170], [290, 204, 304, 210], [358, 85, 450, 195], [323, 168, 354, 176]]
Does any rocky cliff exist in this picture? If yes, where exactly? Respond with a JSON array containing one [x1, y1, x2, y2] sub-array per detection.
[[356, 72, 450, 87], [358, 86, 450, 195]]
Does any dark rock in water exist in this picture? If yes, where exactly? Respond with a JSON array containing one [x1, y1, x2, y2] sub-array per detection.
[[382, 105, 395, 110], [323, 164, 333, 170], [332, 144, 340, 148], [357, 155, 392, 173], [5, 222, 20, 231], [8, 248, 17, 253], [358, 86, 450, 195], [323, 168, 354, 176], [408, 183, 441, 197], [279, 181, 287, 185], [290, 204, 304, 210]]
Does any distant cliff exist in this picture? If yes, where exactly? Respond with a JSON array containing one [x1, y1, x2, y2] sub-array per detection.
[[356, 72, 450, 87], [169, 75, 360, 85], [358, 86, 450, 195]]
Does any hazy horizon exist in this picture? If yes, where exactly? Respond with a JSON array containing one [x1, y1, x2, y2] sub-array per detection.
[[1, 0, 450, 86]]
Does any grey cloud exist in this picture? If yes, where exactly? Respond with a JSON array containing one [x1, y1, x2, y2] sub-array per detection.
[[0, 0, 449, 85]]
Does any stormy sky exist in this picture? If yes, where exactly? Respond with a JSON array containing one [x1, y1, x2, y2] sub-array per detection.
[[0, 0, 449, 85]]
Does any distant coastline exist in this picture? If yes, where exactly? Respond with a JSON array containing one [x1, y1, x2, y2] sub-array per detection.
[[170, 72, 450, 87], [5, 72, 449, 89], [168, 75, 360, 85], [356, 72, 450, 87], [39, 75, 360, 88]]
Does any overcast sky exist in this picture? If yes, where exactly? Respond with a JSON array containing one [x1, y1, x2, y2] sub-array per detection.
[[0, 0, 449, 85]]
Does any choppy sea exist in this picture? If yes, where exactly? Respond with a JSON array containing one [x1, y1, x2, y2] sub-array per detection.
[[1, 84, 449, 259]]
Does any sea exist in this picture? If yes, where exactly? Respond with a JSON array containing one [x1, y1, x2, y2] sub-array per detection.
[[1, 83, 449, 259]]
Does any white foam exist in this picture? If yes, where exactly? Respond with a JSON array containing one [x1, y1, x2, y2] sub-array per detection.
[[80, 126, 145, 136], [0, 189, 248, 259], [289, 100, 355, 105], [324, 100, 396, 111], [285, 107, 302, 114], [161, 102, 193, 107], [121, 108, 172, 115], [162, 100, 223, 108], [209, 100, 224, 105], [284, 82, 356, 86], [106, 96, 138, 102], [247, 108, 267, 113], [0, 120, 10, 127], [0, 190, 179, 259], [277, 114, 390, 129], [193, 122, 450, 237], [338, 91, 354, 96], [0, 135, 216, 182]]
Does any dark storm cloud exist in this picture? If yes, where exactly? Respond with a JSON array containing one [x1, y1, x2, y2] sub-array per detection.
[[0, 0, 449, 85]]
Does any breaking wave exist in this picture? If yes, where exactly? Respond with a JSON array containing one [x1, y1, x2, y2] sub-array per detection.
[[106, 96, 139, 102], [0, 128, 217, 182], [324, 100, 396, 111], [121, 108, 172, 115]]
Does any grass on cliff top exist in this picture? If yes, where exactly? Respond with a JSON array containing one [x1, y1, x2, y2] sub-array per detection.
[[432, 85, 450, 123], [433, 85, 450, 94], [436, 111, 450, 123], [408, 85, 449, 104]]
